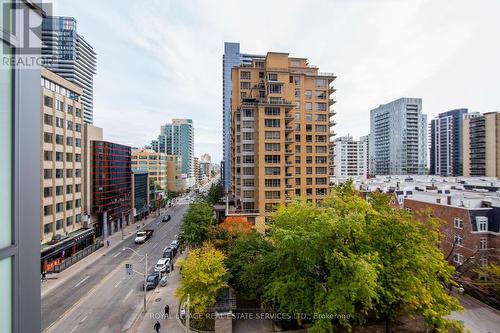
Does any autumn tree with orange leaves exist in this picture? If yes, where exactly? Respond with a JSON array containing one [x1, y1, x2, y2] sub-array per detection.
[[220, 216, 252, 237]]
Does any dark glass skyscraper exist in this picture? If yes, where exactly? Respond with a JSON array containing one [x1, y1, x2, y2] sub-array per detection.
[[42, 16, 97, 124], [429, 109, 469, 176]]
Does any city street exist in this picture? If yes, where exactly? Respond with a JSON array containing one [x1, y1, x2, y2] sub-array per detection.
[[42, 201, 189, 333]]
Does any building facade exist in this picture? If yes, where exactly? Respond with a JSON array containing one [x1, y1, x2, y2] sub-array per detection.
[[369, 97, 427, 175], [132, 170, 149, 220], [230, 52, 335, 228], [193, 157, 200, 185], [166, 155, 182, 192], [91, 141, 132, 237], [132, 148, 168, 189], [332, 136, 369, 177], [41, 16, 97, 124], [1, 2, 44, 332], [429, 109, 472, 176], [222, 42, 264, 190], [152, 119, 194, 182], [40, 68, 85, 244], [463, 112, 500, 177]]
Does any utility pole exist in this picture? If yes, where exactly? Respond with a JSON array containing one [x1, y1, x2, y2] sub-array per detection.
[[144, 253, 148, 313]]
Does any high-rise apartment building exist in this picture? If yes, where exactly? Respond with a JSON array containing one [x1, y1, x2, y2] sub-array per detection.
[[91, 141, 132, 237], [332, 136, 369, 177], [194, 157, 200, 185], [463, 112, 500, 177], [429, 109, 474, 176], [132, 148, 168, 189], [132, 170, 149, 220], [40, 68, 86, 244], [199, 153, 212, 180], [1, 2, 43, 332], [222, 42, 264, 191], [152, 119, 194, 187], [230, 52, 335, 228], [42, 16, 97, 124], [369, 98, 427, 175]]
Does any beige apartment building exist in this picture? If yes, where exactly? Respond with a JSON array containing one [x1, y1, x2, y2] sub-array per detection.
[[41, 68, 85, 244], [132, 148, 169, 189], [463, 112, 500, 177], [166, 154, 182, 192], [231, 52, 336, 228]]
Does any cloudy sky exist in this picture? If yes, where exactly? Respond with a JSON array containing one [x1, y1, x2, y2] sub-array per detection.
[[53, 0, 500, 163]]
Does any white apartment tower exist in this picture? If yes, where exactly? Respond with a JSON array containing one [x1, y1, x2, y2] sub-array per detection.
[[332, 136, 369, 177]]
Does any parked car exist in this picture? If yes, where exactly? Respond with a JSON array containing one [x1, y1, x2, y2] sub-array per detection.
[[162, 247, 173, 260], [154, 258, 171, 273], [145, 272, 160, 290], [160, 275, 168, 287], [170, 239, 179, 251], [162, 214, 171, 222]]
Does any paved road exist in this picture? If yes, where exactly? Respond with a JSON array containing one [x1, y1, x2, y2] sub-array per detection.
[[42, 201, 190, 333], [450, 291, 500, 333]]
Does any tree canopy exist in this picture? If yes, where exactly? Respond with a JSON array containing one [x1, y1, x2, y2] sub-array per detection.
[[181, 200, 216, 246]]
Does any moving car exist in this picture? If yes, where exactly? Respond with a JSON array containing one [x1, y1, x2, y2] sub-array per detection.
[[154, 258, 171, 273], [134, 229, 154, 244], [145, 272, 160, 290], [162, 214, 171, 222]]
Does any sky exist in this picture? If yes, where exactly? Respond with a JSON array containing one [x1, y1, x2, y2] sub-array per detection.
[[52, 0, 500, 163]]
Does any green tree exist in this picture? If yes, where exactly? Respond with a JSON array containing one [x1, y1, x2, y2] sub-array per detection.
[[247, 183, 463, 332], [206, 181, 224, 205], [181, 201, 216, 246], [176, 243, 228, 313]]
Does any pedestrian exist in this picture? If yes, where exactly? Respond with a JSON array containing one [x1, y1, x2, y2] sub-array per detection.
[[41, 271, 47, 282], [164, 304, 169, 318], [153, 320, 161, 333], [106, 240, 110, 247]]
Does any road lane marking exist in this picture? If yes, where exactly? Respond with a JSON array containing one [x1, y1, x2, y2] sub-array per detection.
[[69, 326, 77, 333], [79, 315, 88, 323], [43, 261, 127, 333], [74, 276, 89, 288], [153, 242, 159, 248], [123, 289, 133, 302], [113, 252, 121, 258], [114, 278, 124, 288]]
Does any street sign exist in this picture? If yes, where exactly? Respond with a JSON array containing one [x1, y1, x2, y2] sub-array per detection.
[[125, 263, 133, 275]]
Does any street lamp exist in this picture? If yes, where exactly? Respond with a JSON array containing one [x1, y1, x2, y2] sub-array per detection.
[[123, 247, 148, 313]]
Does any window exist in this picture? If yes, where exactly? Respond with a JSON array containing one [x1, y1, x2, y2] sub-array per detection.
[[75, 183, 81, 192], [265, 143, 280, 152], [316, 167, 327, 174], [479, 257, 488, 266], [55, 152, 63, 162], [315, 90, 327, 99], [75, 154, 81, 162], [242, 144, 254, 152], [240, 82, 251, 89], [315, 156, 327, 164], [55, 117, 64, 128], [44, 223, 53, 233], [242, 167, 254, 175], [56, 186, 63, 196], [75, 108, 81, 117], [479, 238, 488, 249], [44, 114, 53, 125], [316, 125, 327, 132], [55, 134, 63, 145], [295, 178, 301, 185], [75, 138, 82, 147], [56, 100, 63, 111], [242, 132, 253, 140], [243, 179, 254, 186], [315, 78, 327, 88], [265, 131, 280, 140], [44, 132, 53, 143], [315, 103, 327, 111], [268, 84, 282, 94], [56, 219, 63, 230], [305, 90, 312, 99], [43, 151, 52, 161], [66, 137, 73, 146], [316, 177, 327, 185], [67, 120, 73, 130], [265, 179, 280, 187], [265, 167, 281, 176], [55, 169, 63, 178], [265, 191, 280, 199], [242, 120, 254, 128], [295, 88, 300, 98], [240, 71, 251, 80], [66, 216, 73, 226], [56, 203, 64, 213], [43, 169, 53, 179], [66, 105, 73, 114], [454, 235, 463, 247], [66, 200, 73, 210], [316, 114, 327, 122], [305, 102, 312, 111], [44, 95, 53, 107], [267, 73, 278, 81], [265, 203, 278, 212], [66, 153, 73, 162], [75, 123, 81, 132], [264, 107, 280, 116], [476, 216, 488, 232], [265, 155, 280, 164], [306, 114, 313, 122], [66, 169, 73, 178], [292, 76, 300, 86], [265, 119, 280, 128], [43, 187, 53, 197], [316, 146, 327, 153], [453, 253, 463, 265], [242, 109, 253, 117], [454, 218, 463, 229], [242, 155, 254, 163], [243, 190, 254, 198], [43, 205, 53, 216]]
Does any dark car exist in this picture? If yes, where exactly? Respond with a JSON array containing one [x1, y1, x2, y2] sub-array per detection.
[[162, 214, 171, 222], [162, 247, 173, 260], [145, 272, 160, 290]]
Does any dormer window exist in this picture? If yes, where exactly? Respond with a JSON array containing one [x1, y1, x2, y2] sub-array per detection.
[[476, 216, 488, 232]]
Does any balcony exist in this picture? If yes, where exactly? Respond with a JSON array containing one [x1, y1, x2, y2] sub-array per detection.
[[329, 86, 336, 94], [285, 114, 294, 122], [329, 98, 336, 105], [285, 184, 294, 190], [285, 138, 294, 144], [285, 173, 293, 178], [285, 150, 293, 155], [285, 126, 293, 133]]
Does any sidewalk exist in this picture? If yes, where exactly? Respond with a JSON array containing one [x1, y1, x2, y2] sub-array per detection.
[[132, 249, 192, 333], [41, 208, 168, 298]]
